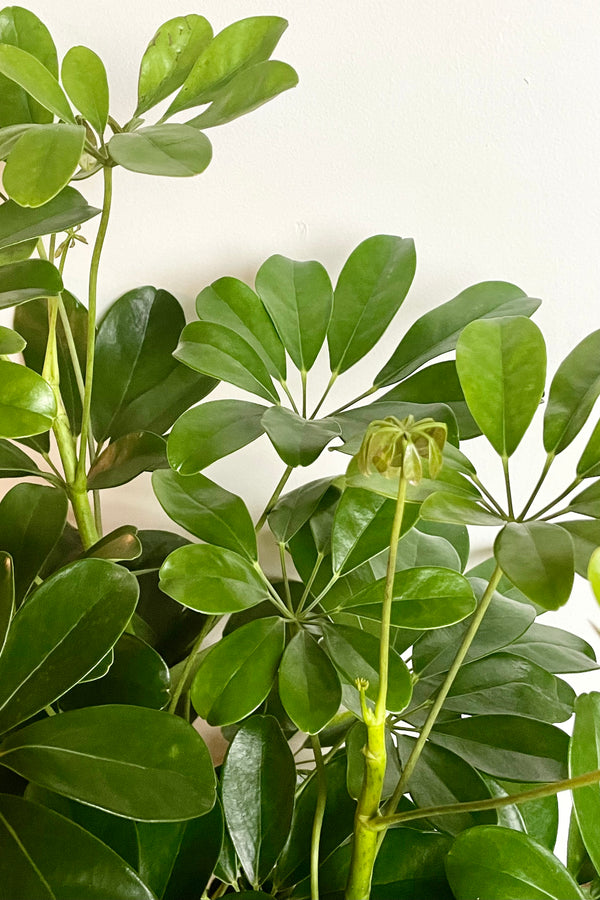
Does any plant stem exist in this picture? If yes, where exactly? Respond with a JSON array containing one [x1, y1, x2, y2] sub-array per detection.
[[255, 465, 294, 532], [382, 565, 504, 823], [519, 452, 555, 519], [528, 475, 582, 520], [310, 371, 339, 419], [344, 474, 407, 900], [278, 542, 293, 611], [370, 768, 600, 831], [501, 454, 515, 519], [280, 380, 299, 414], [168, 616, 217, 714], [297, 552, 325, 613], [309, 734, 327, 900], [330, 384, 378, 417], [301, 369, 308, 419], [471, 474, 507, 517]]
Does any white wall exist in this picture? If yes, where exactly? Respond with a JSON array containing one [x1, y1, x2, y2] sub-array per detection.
[[2, 0, 600, 831]]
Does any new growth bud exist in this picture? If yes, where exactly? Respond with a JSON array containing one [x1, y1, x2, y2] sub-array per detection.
[[355, 415, 447, 484]]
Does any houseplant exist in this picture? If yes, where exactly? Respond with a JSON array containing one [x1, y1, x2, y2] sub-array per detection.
[[1, 5, 600, 899]]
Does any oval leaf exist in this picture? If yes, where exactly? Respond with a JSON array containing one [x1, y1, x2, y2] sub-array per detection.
[[262, 406, 340, 467], [569, 692, 600, 873], [456, 316, 546, 457], [109, 124, 212, 177], [0, 186, 100, 251], [87, 431, 167, 489], [0, 43, 74, 122], [0, 258, 62, 309], [61, 45, 109, 135], [544, 329, 600, 454], [278, 631, 341, 733], [421, 491, 504, 526], [0, 704, 216, 820], [0, 7, 58, 127], [0, 359, 56, 438], [494, 522, 574, 611], [159, 544, 267, 614], [4, 124, 85, 207], [0, 324, 25, 354]]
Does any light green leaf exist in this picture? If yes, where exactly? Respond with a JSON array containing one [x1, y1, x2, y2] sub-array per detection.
[[0, 325, 24, 354], [569, 692, 600, 873], [0, 7, 58, 126], [136, 14, 213, 115], [544, 329, 600, 454], [196, 276, 286, 379], [0, 794, 155, 900], [159, 544, 267, 614], [167, 16, 288, 115], [262, 406, 340, 467], [589, 547, 600, 604], [567, 479, 600, 517], [421, 491, 503, 526], [0, 559, 138, 734], [168, 399, 266, 475], [494, 522, 574, 611], [0, 359, 56, 438], [328, 234, 416, 375], [191, 617, 285, 725], [0, 43, 73, 121], [4, 124, 85, 207], [375, 281, 540, 386], [61, 45, 109, 135], [0, 258, 62, 308], [0, 186, 99, 250], [446, 825, 585, 900], [278, 631, 341, 733], [221, 715, 295, 887], [0, 704, 216, 820], [255, 255, 333, 371], [456, 316, 546, 457], [577, 417, 600, 478], [175, 320, 279, 403], [87, 432, 167, 490], [153, 468, 256, 560], [109, 124, 212, 177]]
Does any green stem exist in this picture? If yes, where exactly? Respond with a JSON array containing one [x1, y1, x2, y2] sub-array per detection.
[[278, 542, 293, 611], [371, 768, 600, 831], [329, 383, 377, 417], [302, 570, 340, 614], [309, 734, 327, 900], [310, 371, 339, 419], [471, 474, 507, 517], [254, 563, 297, 619], [297, 552, 325, 613], [255, 465, 294, 533], [168, 616, 217, 714], [528, 475, 582, 521], [301, 369, 308, 419], [501, 454, 515, 519], [280, 380, 299, 414], [345, 474, 407, 900], [382, 565, 504, 823], [519, 452, 555, 520]]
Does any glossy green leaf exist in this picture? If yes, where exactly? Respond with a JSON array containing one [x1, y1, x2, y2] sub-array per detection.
[[0, 234, 36, 263], [544, 329, 600, 453], [328, 235, 416, 375], [456, 316, 546, 457], [278, 631, 341, 733], [0, 704, 216, 820], [196, 276, 286, 379], [493, 778, 559, 851], [420, 491, 502, 526], [430, 716, 569, 781], [61, 45, 108, 135], [570, 692, 600, 873], [0, 186, 100, 250], [444, 652, 575, 722], [153, 468, 256, 559], [0, 794, 155, 900], [191, 617, 285, 725], [82, 525, 142, 563], [0, 360, 56, 438], [87, 431, 167, 489], [561, 518, 600, 576], [221, 715, 295, 887], [509, 622, 599, 673], [589, 547, 600, 603], [136, 800, 222, 900], [255, 255, 332, 371], [381, 360, 479, 439], [168, 16, 288, 115], [168, 399, 267, 475], [109, 124, 212, 177], [0, 558, 138, 734], [577, 418, 600, 478], [397, 736, 495, 835], [340, 566, 476, 630], [0, 483, 67, 603], [0, 258, 62, 308], [566, 478, 600, 517], [494, 522, 574, 610], [175, 319, 279, 403], [417, 518, 469, 570], [262, 406, 340, 467], [92, 285, 215, 442], [375, 281, 539, 386], [4, 124, 85, 207], [0, 552, 13, 656], [187, 59, 298, 128], [0, 122, 41, 157], [0, 324, 24, 353], [0, 42, 72, 122], [268, 477, 334, 543], [0, 7, 57, 126], [159, 543, 267, 614], [322, 624, 412, 712], [15, 290, 87, 434], [60, 633, 170, 711], [446, 825, 585, 900], [136, 14, 212, 115], [413, 578, 535, 677]]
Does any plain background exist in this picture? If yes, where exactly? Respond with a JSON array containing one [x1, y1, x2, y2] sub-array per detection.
[[2, 0, 600, 852]]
